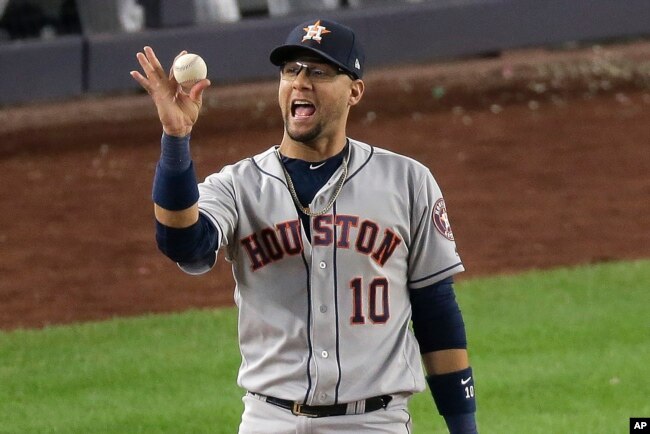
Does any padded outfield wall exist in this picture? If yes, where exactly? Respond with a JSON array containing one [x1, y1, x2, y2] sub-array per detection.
[[1, 0, 650, 105]]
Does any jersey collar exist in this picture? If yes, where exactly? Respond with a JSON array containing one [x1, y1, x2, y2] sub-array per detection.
[[252, 138, 373, 183]]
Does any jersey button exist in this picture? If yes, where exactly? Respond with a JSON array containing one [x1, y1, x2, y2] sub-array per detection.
[[319, 261, 327, 269], [321, 350, 329, 358], [319, 305, 327, 313], [319, 393, 328, 401]]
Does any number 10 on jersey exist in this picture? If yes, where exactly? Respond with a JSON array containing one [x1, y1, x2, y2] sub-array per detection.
[[350, 277, 390, 324]]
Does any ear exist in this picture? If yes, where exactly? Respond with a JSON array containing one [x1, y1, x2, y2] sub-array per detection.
[[348, 79, 365, 106]]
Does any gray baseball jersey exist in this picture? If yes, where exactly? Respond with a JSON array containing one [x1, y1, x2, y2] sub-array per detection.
[[181, 139, 464, 405]]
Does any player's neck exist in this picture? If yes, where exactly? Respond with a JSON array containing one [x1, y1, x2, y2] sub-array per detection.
[[279, 133, 347, 162]]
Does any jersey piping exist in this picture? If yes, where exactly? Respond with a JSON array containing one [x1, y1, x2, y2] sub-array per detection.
[[299, 241, 315, 405], [408, 261, 464, 286], [250, 152, 287, 186], [332, 202, 343, 404], [344, 143, 374, 184]]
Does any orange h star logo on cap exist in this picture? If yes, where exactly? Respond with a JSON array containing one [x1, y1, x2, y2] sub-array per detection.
[[302, 20, 331, 43]]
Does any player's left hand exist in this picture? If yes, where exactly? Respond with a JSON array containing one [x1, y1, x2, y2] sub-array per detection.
[[130, 46, 211, 137]]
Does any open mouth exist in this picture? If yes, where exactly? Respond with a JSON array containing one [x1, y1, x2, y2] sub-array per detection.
[[291, 100, 316, 118]]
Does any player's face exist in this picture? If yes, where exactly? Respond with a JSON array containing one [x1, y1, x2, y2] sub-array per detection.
[[278, 57, 364, 145]]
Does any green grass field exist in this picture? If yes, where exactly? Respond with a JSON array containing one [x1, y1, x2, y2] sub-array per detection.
[[1, 260, 648, 433]]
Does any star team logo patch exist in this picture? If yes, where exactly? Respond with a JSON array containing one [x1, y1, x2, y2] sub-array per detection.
[[432, 198, 455, 241], [302, 20, 331, 43]]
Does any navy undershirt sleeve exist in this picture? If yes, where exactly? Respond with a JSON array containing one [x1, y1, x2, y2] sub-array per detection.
[[410, 277, 468, 353], [155, 213, 218, 264]]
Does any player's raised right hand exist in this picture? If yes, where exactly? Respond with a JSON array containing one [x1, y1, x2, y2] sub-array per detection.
[[130, 46, 211, 137]]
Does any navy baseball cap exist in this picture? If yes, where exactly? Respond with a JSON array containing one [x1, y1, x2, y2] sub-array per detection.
[[270, 19, 365, 79]]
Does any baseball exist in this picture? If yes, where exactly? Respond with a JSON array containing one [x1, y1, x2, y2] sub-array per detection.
[[173, 53, 207, 92]]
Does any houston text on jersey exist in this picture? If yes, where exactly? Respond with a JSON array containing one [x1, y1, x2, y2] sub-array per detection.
[[240, 214, 402, 271]]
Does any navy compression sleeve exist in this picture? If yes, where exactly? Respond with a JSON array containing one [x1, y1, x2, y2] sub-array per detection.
[[409, 277, 467, 352], [152, 133, 199, 210], [155, 214, 218, 263]]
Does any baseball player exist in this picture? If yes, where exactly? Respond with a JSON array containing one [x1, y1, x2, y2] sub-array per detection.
[[131, 18, 478, 434]]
